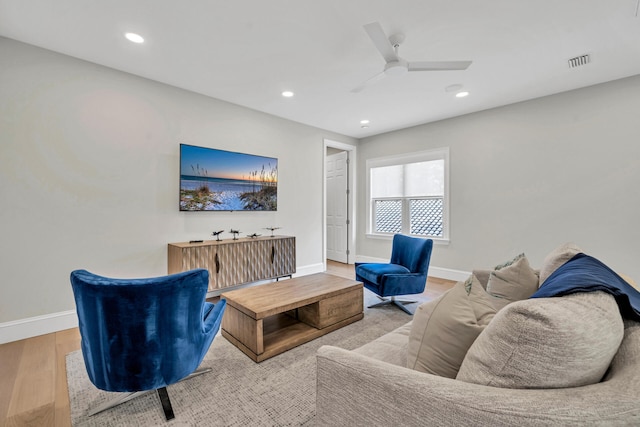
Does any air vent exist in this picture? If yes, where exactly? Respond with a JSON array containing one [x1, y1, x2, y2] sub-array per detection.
[[568, 54, 590, 68]]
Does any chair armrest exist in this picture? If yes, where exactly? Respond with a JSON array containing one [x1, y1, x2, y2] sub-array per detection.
[[202, 299, 226, 334], [316, 345, 640, 427]]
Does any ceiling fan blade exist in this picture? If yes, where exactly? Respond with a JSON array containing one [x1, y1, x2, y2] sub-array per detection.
[[363, 22, 398, 63], [408, 60, 472, 71], [351, 72, 386, 93]]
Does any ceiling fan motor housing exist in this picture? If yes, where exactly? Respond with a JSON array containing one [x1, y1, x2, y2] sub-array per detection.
[[384, 58, 408, 76]]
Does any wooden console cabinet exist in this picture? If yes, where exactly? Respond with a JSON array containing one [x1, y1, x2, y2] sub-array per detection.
[[168, 236, 296, 292]]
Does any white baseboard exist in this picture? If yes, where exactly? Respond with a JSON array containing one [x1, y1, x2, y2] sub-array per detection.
[[0, 310, 78, 345], [294, 262, 325, 277], [0, 262, 329, 345], [354, 255, 469, 282], [428, 266, 470, 282], [353, 255, 384, 264]]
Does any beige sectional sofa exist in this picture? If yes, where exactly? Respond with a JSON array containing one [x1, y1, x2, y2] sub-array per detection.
[[315, 245, 640, 426]]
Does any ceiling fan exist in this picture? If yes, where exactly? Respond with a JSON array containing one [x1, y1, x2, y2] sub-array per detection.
[[352, 22, 472, 93]]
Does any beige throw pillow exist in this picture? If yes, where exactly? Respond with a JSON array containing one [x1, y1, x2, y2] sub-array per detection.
[[486, 253, 539, 307], [539, 242, 583, 284], [456, 291, 624, 389], [406, 275, 496, 378], [472, 269, 491, 290]]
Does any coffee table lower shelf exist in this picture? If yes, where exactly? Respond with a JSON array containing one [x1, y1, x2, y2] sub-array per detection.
[[222, 311, 363, 362]]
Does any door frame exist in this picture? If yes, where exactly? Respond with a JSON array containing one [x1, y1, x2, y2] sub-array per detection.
[[323, 139, 357, 269]]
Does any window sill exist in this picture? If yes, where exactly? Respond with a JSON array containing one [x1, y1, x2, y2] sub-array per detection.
[[365, 233, 450, 245]]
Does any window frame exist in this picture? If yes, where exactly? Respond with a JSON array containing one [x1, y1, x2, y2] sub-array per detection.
[[366, 147, 450, 243]]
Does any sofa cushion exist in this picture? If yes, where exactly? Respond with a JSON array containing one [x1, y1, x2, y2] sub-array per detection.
[[539, 242, 582, 284], [406, 275, 496, 378], [354, 322, 411, 367], [456, 291, 624, 389], [486, 253, 539, 308]]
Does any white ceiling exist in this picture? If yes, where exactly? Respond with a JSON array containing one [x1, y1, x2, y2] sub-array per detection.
[[1, 0, 640, 138]]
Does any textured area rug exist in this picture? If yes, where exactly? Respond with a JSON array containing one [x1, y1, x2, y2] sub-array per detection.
[[66, 291, 414, 426]]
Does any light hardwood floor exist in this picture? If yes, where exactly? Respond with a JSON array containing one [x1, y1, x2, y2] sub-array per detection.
[[0, 261, 455, 426], [0, 327, 80, 426]]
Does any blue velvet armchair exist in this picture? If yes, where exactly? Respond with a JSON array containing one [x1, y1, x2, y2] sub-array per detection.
[[70, 268, 226, 420], [355, 234, 433, 314]]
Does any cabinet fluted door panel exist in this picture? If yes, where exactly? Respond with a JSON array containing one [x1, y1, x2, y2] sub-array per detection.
[[168, 236, 296, 292], [215, 242, 246, 290]]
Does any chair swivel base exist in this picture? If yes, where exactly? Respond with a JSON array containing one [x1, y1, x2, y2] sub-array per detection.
[[368, 296, 417, 315], [87, 367, 212, 420]]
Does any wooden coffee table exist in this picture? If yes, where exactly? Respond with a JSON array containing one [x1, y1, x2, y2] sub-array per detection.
[[220, 273, 363, 362]]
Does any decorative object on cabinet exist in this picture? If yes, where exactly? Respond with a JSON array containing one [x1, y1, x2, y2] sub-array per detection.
[[212, 230, 224, 241], [265, 227, 281, 237]]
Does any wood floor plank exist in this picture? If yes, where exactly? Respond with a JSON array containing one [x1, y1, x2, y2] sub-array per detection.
[[54, 329, 80, 427], [0, 340, 24, 423], [6, 334, 56, 427]]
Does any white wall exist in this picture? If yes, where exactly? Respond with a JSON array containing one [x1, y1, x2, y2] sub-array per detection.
[[357, 75, 640, 280], [0, 37, 356, 329]]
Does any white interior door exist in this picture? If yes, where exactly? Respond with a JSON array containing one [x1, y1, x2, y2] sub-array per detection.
[[326, 151, 349, 263]]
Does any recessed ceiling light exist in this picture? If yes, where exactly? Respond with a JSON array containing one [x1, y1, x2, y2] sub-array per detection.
[[125, 32, 144, 43], [360, 119, 370, 125], [456, 91, 470, 98], [281, 91, 294, 97]]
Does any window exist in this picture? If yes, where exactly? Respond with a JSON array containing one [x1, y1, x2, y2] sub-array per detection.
[[367, 148, 449, 241]]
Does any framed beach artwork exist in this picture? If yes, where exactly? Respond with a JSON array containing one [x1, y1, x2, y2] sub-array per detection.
[[179, 144, 278, 211]]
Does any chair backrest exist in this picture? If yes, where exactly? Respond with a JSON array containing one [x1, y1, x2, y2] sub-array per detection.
[[70, 268, 221, 393], [389, 234, 433, 274]]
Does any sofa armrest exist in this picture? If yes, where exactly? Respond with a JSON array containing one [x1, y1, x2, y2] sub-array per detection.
[[316, 341, 640, 427]]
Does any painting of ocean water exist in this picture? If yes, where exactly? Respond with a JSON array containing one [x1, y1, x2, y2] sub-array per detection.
[[179, 144, 277, 211]]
